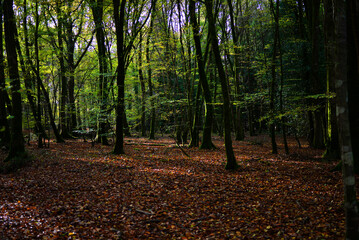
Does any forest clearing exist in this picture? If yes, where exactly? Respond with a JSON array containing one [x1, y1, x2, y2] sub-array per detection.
[[0, 135, 345, 239]]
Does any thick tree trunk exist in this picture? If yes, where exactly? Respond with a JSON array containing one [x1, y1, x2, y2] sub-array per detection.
[[335, 1, 359, 238], [205, 0, 238, 170], [0, 2, 10, 148], [347, 1, 359, 173], [3, 0, 27, 168]]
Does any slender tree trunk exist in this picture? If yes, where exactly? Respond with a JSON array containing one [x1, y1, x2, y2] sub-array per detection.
[[55, 1, 71, 139], [274, 0, 289, 154], [335, 1, 359, 238], [189, 0, 215, 150], [16, 14, 47, 148], [34, 0, 44, 147], [37, 70, 64, 143], [227, 0, 244, 141], [138, 32, 146, 137], [205, 0, 238, 170], [90, 0, 109, 145], [323, 0, 340, 160], [189, 78, 202, 148], [177, 0, 191, 144], [113, 0, 126, 154], [66, 18, 77, 132], [310, 0, 325, 149], [269, 0, 278, 154], [147, 1, 156, 140], [34, 14, 64, 143]]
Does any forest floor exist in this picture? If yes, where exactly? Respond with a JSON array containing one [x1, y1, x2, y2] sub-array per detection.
[[0, 135, 346, 239]]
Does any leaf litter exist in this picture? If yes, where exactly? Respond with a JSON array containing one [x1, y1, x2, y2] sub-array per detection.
[[0, 135, 349, 239]]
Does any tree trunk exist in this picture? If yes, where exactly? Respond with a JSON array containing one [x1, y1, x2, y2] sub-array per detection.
[[113, 0, 126, 154], [147, 1, 156, 140], [16, 18, 47, 147], [56, 1, 71, 139], [205, 0, 239, 170], [189, 79, 202, 148], [189, 0, 215, 150], [335, 1, 359, 238], [347, 1, 359, 173], [323, 0, 340, 160], [269, 0, 278, 154], [310, 0, 325, 149], [90, 0, 109, 145], [66, 19, 77, 132], [0, 1, 10, 148], [274, 0, 289, 154], [3, 0, 27, 168], [138, 32, 146, 137], [227, 0, 244, 141]]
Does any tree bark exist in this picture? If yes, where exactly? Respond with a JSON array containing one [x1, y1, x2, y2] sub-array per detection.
[[90, 0, 109, 145], [16, 5, 47, 148], [56, 1, 71, 139], [227, 0, 244, 141], [269, 0, 278, 154], [189, 0, 215, 150], [310, 0, 325, 149], [323, 0, 340, 160], [335, 1, 359, 238], [3, 0, 27, 164], [113, 0, 126, 154], [347, 0, 359, 173], [138, 32, 146, 137], [205, 0, 239, 170], [147, 0, 156, 140], [0, 1, 10, 148]]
